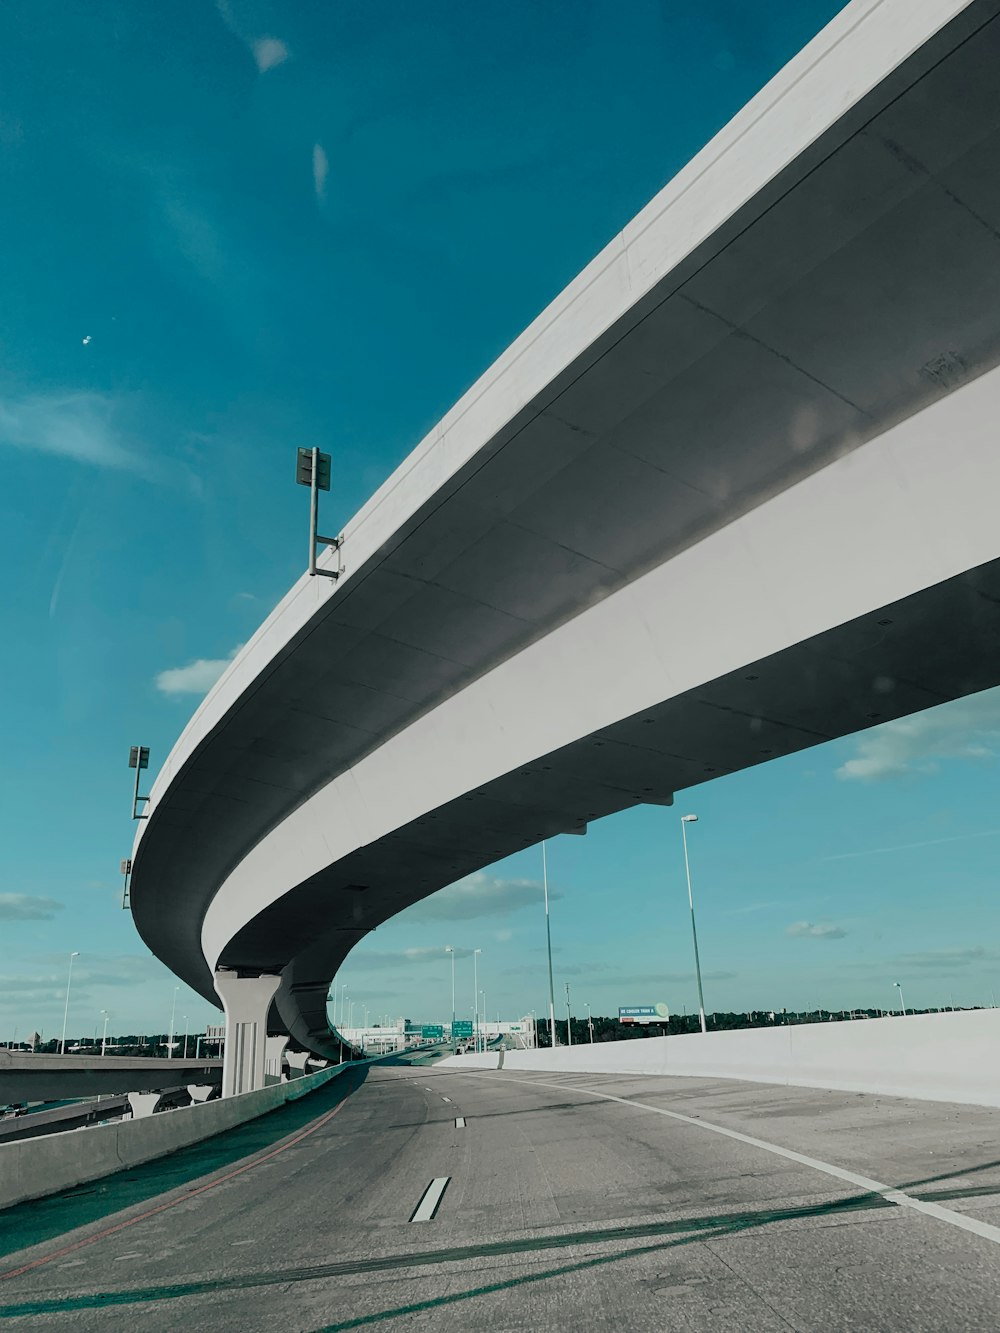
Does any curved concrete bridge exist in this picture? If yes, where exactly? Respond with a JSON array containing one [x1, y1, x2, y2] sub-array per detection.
[[130, 0, 1000, 1093]]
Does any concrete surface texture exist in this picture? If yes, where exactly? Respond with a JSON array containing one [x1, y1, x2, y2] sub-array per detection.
[[2, 1057, 1000, 1330], [441, 1009, 1000, 1109], [123, 0, 1000, 1059], [0, 1063, 340, 1212], [0, 1052, 222, 1103]]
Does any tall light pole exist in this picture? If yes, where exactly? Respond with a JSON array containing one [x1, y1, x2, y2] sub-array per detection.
[[542, 843, 558, 1048], [168, 985, 179, 1058], [680, 814, 707, 1034], [339, 984, 348, 1029], [585, 1001, 594, 1043], [565, 982, 573, 1046], [894, 981, 906, 1016], [445, 946, 456, 1052], [59, 952, 80, 1055], [183, 1015, 189, 1060], [100, 1010, 110, 1057], [481, 989, 487, 1047], [473, 949, 482, 1053]]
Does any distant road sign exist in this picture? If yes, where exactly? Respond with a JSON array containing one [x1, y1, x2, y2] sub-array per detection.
[[619, 1004, 670, 1024], [421, 1025, 444, 1039], [451, 1020, 474, 1038]]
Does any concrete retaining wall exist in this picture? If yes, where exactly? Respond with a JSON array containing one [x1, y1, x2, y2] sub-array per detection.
[[0, 1061, 347, 1212], [441, 1010, 1000, 1108]]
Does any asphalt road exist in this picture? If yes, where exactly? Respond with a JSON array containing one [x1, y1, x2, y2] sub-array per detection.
[[1, 1055, 999, 1331]]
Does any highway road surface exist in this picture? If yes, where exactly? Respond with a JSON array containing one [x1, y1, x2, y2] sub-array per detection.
[[1, 1053, 999, 1330]]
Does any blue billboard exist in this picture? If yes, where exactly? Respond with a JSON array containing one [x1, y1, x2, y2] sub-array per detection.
[[619, 1004, 670, 1024]]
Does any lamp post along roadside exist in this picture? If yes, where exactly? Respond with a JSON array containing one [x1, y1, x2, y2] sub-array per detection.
[[894, 981, 907, 1016], [168, 985, 179, 1058], [446, 947, 456, 1052], [565, 982, 573, 1047], [473, 950, 482, 1053], [586, 1002, 594, 1043], [59, 952, 79, 1055], [542, 843, 558, 1048], [100, 1010, 110, 1057], [680, 815, 708, 1034]]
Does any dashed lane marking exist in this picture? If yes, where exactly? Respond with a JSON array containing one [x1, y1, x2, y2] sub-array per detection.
[[455, 1117, 466, 1128], [410, 1178, 450, 1223]]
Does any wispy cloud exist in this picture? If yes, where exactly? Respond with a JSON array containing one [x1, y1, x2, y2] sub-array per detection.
[[787, 920, 847, 940], [0, 392, 144, 471], [155, 645, 241, 697], [891, 947, 1000, 975], [824, 829, 1000, 862], [312, 144, 329, 203], [0, 894, 64, 921], [836, 686, 1000, 782], [346, 947, 476, 971], [405, 873, 557, 923], [253, 36, 289, 72]]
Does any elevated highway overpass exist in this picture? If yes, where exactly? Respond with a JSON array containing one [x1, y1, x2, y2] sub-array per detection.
[[129, 0, 1000, 1093]]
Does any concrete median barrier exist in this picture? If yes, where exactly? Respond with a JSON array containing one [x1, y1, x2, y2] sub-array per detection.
[[441, 1010, 1000, 1109], [0, 1062, 346, 1212]]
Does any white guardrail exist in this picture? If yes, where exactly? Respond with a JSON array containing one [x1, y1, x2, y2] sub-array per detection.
[[440, 1010, 1000, 1109], [0, 1060, 368, 1212]]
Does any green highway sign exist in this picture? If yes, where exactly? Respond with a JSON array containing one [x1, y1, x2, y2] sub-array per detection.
[[421, 1025, 444, 1039], [451, 1020, 474, 1037]]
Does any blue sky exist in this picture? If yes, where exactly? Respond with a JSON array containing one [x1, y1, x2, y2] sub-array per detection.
[[3, 0, 999, 1041]]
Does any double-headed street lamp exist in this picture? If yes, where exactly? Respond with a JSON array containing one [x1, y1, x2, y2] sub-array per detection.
[[59, 952, 80, 1055], [680, 814, 708, 1035]]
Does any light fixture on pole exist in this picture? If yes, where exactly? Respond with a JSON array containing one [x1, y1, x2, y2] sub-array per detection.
[[680, 814, 708, 1035], [168, 985, 179, 1058], [894, 981, 906, 1016], [295, 447, 343, 579], [445, 947, 456, 1052], [585, 1001, 594, 1043], [127, 745, 151, 820], [541, 843, 558, 1048], [59, 952, 80, 1055], [473, 949, 482, 1053], [100, 1009, 110, 1057]]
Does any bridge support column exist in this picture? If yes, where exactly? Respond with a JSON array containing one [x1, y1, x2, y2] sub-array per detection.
[[264, 1035, 289, 1084], [214, 970, 282, 1098], [285, 1049, 312, 1079], [128, 1091, 165, 1119]]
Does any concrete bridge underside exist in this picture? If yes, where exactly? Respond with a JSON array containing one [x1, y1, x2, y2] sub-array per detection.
[[129, 0, 1000, 1069]]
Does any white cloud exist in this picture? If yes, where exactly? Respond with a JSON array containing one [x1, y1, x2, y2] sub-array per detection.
[[787, 921, 847, 940], [155, 645, 241, 697], [836, 687, 1000, 782], [0, 894, 64, 921], [404, 873, 557, 923], [312, 144, 329, 203], [253, 36, 289, 72], [0, 391, 143, 471], [347, 947, 477, 972]]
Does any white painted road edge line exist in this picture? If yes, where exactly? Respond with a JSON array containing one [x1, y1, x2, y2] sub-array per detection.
[[455, 1117, 466, 1128], [410, 1177, 450, 1223], [470, 1072, 1000, 1248]]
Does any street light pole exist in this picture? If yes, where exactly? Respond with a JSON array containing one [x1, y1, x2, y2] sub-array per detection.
[[445, 946, 456, 1051], [542, 843, 558, 1049], [565, 982, 573, 1046], [168, 985, 179, 1058], [586, 1001, 594, 1043], [473, 949, 482, 1053], [100, 1010, 110, 1057], [183, 1015, 189, 1060], [894, 981, 907, 1016], [680, 815, 707, 1034], [59, 952, 80, 1055]]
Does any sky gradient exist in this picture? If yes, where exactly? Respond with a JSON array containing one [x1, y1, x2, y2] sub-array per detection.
[[3, 0, 999, 1041]]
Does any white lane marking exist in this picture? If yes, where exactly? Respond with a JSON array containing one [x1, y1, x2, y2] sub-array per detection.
[[424, 1086, 434, 1091], [442, 1096, 452, 1103], [455, 1117, 466, 1128], [114, 1253, 144, 1261], [410, 1177, 450, 1222], [470, 1073, 1000, 1248]]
